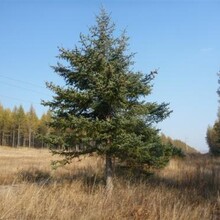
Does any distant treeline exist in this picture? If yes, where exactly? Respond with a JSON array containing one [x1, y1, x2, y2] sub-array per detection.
[[0, 103, 198, 152], [161, 134, 199, 154], [0, 104, 51, 148]]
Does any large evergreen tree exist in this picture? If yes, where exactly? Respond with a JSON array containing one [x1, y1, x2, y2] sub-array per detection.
[[43, 9, 172, 191]]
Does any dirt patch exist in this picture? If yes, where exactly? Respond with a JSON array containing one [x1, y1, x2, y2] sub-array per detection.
[[0, 184, 23, 195]]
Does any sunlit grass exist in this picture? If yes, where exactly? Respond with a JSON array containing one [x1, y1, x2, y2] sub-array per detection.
[[0, 146, 219, 219]]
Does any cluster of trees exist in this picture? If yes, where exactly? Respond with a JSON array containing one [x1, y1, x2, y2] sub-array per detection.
[[206, 72, 220, 156], [0, 104, 51, 148]]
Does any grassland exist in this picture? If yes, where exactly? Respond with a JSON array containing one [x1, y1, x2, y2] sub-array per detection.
[[0, 146, 219, 219]]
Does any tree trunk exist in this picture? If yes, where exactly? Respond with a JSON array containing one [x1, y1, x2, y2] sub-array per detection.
[[33, 134, 35, 147], [17, 125, 20, 147], [12, 130, 15, 147], [23, 138, 26, 147], [28, 128, 31, 148], [0, 131, 1, 146], [105, 154, 113, 194], [2, 131, 5, 146]]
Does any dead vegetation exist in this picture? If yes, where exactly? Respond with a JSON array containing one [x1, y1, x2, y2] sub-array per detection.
[[0, 147, 219, 219]]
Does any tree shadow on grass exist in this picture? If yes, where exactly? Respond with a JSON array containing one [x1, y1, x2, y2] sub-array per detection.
[[114, 164, 154, 183], [55, 169, 105, 190], [17, 166, 105, 192], [17, 167, 51, 185]]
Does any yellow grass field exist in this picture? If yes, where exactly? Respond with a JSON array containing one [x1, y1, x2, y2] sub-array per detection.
[[0, 146, 219, 219]]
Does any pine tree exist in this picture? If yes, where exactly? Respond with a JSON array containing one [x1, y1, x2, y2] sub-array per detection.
[[0, 104, 4, 146], [43, 9, 172, 191], [206, 118, 220, 156], [206, 71, 220, 156], [26, 105, 38, 147], [0, 108, 12, 146], [36, 111, 52, 148], [207, 120, 220, 156], [15, 105, 26, 147]]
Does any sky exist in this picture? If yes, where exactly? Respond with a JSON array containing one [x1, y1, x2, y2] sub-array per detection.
[[0, 0, 220, 153]]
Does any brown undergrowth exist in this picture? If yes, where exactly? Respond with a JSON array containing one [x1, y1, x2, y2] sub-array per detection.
[[0, 147, 219, 219]]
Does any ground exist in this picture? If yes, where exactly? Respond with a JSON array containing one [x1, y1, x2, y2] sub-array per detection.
[[0, 146, 219, 219]]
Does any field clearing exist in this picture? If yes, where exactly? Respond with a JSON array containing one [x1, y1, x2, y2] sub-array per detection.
[[0, 147, 219, 219]]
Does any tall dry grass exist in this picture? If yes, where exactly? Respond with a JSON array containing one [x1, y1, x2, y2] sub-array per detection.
[[0, 147, 219, 219]]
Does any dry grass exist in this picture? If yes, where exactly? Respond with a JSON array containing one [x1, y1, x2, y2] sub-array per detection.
[[0, 147, 219, 219]]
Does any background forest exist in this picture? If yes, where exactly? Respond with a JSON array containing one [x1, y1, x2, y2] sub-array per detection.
[[0, 104, 51, 148]]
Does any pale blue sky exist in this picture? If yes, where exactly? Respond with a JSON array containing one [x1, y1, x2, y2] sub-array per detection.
[[0, 0, 220, 152]]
